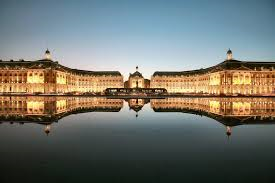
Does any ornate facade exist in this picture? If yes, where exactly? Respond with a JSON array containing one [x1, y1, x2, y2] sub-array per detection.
[[151, 50, 275, 95], [0, 50, 124, 94], [1, 96, 274, 136], [124, 66, 150, 88], [1, 49, 275, 96]]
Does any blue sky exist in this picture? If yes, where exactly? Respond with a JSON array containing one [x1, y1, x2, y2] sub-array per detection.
[[0, 0, 274, 78]]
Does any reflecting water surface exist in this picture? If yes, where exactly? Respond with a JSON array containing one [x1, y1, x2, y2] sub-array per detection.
[[1, 96, 275, 183]]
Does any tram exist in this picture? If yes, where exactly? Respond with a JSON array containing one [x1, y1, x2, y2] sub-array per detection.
[[105, 88, 167, 95]]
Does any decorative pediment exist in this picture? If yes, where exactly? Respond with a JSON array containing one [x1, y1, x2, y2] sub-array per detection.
[[235, 65, 252, 71], [209, 65, 223, 73], [56, 66, 67, 72], [29, 64, 39, 69], [29, 63, 46, 69], [14, 65, 20, 69]]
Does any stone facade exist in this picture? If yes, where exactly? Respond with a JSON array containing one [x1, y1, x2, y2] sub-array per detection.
[[0, 50, 124, 94], [151, 50, 275, 95], [1, 50, 275, 96], [125, 66, 145, 88]]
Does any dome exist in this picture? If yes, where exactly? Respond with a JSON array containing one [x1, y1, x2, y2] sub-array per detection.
[[44, 125, 51, 136], [226, 131, 231, 136], [129, 66, 143, 78], [130, 71, 143, 78], [227, 49, 232, 54], [226, 126, 232, 137], [44, 49, 52, 60], [130, 66, 143, 78]]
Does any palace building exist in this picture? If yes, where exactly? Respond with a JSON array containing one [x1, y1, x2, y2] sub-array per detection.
[[151, 49, 275, 95], [0, 50, 124, 94], [124, 66, 150, 88], [106, 66, 159, 95], [1, 49, 275, 96]]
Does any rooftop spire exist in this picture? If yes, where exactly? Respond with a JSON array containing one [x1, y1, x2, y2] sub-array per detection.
[[44, 49, 51, 60], [44, 125, 51, 136], [226, 48, 233, 60], [45, 48, 50, 54], [226, 126, 232, 139]]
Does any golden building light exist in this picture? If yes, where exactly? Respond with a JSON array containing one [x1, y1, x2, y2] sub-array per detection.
[[0, 50, 123, 94], [0, 49, 274, 96], [150, 49, 275, 96]]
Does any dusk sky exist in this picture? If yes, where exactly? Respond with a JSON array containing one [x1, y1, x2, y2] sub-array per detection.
[[0, 0, 274, 78]]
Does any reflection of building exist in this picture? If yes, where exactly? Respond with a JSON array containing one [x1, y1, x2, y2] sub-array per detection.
[[0, 96, 123, 135], [151, 50, 275, 95], [151, 97, 275, 117], [125, 66, 150, 88], [0, 50, 124, 94], [1, 97, 274, 136], [128, 99, 146, 111], [0, 96, 123, 115], [127, 98, 149, 118], [151, 97, 275, 136]]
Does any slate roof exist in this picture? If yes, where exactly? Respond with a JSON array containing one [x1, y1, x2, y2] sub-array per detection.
[[129, 71, 143, 78], [0, 60, 122, 76], [152, 60, 275, 77], [152, 107, 275, 127]]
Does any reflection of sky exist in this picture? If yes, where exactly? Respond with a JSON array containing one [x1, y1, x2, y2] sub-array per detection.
[[0, 0, 274, 79], [1, 101, 275, 182], [1, 99, 275, 141]]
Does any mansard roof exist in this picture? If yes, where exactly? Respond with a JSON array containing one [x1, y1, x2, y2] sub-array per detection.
[[153, 107, 275, 127], [0, 105, 122, 123], [129, 71, 143, 78], [0, 60, 122, 76], [0, 60, 56, 69], [70, 69, 121, 76], [152, 60, 275, 77]]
